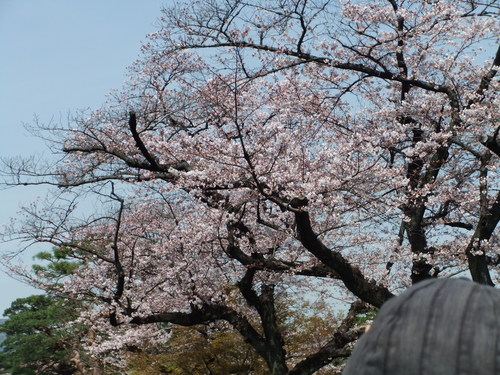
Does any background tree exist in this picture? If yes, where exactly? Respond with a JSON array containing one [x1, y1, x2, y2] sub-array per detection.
[[0, 246, 86, 375], [127, 297, 353, 375], [127, 324, 268, 375], [0, 248, 121, 375], [0, 294, 81, 375], [2, 0, 499, 374]]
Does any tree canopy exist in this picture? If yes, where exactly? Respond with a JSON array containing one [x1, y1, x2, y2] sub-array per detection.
[[2, 0, 499, 373]]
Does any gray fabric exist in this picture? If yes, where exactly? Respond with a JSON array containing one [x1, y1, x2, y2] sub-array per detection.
[[343, 279, 500, 375]]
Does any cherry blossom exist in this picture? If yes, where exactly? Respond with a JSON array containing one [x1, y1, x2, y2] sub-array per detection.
[[2, 1, 499, 373]]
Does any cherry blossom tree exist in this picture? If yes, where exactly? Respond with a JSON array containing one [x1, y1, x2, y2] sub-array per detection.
[[2, 0, 499, 373]]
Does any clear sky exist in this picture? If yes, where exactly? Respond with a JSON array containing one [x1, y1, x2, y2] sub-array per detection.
[[0, 0, 171, 316]]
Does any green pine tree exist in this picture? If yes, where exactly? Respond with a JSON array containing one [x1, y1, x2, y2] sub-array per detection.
[[0, 294, 81, 375], [0, 247, 84, 375]]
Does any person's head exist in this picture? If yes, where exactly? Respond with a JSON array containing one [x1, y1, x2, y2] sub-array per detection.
[[343, 278, 500, 375]]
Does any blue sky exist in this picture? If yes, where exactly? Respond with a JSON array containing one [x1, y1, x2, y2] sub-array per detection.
[[0, 0, 171, 316]]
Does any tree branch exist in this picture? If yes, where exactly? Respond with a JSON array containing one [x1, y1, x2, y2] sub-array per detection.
[[293, 205, 393, 307], [128, 112, 160, 170], [130, 303, 269, 359]]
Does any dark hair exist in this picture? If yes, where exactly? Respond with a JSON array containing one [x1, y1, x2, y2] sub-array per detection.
[[343, 278, 500, 375]]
